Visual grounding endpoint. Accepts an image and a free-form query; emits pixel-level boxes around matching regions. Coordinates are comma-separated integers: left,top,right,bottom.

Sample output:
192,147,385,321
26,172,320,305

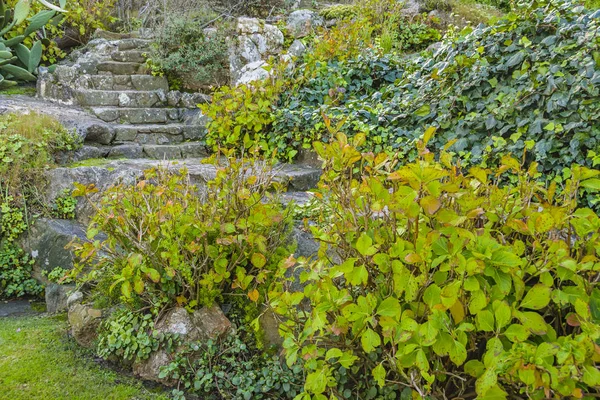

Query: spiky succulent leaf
0,63,36,81
27,40,41,72
24,9,55,36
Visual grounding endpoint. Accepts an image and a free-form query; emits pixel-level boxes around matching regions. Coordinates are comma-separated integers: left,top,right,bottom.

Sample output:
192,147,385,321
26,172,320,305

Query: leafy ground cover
0,314,169,400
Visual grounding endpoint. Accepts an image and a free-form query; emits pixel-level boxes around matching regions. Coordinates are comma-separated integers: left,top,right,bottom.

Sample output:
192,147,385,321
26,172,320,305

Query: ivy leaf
247,289,259,302
346,264,369,286
519,284,551,310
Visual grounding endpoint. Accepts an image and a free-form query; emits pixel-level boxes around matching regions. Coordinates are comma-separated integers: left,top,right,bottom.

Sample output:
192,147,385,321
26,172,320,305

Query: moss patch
0,314,168,400
0,85,37,96
68,158,120,168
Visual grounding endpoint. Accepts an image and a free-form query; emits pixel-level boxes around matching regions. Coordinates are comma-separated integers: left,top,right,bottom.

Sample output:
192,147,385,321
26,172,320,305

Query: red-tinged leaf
566,312,581,327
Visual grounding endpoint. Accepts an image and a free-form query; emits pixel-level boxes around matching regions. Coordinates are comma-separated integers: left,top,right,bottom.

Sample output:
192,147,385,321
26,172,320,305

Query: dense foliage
148,14,229,91
72,156,294,313
0,112,79,299
269,133,600,399
275,0,600,201
160,323,303,399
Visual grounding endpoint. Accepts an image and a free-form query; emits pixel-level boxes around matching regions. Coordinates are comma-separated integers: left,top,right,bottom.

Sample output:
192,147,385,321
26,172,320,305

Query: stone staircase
37,32,210,160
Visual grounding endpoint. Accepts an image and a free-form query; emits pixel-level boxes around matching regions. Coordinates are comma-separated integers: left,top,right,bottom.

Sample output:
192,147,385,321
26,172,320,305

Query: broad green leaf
476,310,495,332
504,323,529,342
361,328,381,353
251,253,266,269
519,284,551,310
493,300,512,330
377,297,401,319
356,233,377,256
372,363,386,387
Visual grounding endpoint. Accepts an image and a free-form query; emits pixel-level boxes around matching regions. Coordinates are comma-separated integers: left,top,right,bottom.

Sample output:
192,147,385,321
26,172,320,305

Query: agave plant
0,0,66,89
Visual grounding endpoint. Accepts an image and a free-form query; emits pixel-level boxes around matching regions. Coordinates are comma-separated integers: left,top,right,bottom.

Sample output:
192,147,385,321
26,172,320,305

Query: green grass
0,314,169,400
0,85,37,96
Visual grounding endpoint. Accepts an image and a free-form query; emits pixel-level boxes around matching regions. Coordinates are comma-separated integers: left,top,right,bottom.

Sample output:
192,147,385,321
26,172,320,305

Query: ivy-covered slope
277,0,600,176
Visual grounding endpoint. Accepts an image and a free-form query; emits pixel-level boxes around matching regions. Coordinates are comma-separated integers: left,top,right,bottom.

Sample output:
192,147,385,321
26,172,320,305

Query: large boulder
68,303,104,347
18,218,87,278
133,306,232,384
286,10,324,38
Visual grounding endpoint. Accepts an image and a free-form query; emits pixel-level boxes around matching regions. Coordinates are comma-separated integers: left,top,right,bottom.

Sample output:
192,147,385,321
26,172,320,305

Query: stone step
117,38,152,51
111,50,148,63
90,107,192,124
96,61,149,75
75,89,167,108
113,123,206,144
78,75,168,91
105,143,209,159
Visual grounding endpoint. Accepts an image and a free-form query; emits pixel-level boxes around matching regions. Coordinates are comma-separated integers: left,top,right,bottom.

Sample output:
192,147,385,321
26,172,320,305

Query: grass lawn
0,314,169,400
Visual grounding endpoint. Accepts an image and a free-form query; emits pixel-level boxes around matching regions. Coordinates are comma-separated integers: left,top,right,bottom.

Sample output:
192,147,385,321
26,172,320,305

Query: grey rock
67,290,84,308
263,24,284,53
19,219,87,278
108,144,144,158
288,39,307,58
251,33,268,55
45,283,76,313
287,10,324,38
237,17,262,34
236,60,269,85
68,303,104,348
130,75,169,91
238,36,262,64
133,306,232,384
143,145,182,159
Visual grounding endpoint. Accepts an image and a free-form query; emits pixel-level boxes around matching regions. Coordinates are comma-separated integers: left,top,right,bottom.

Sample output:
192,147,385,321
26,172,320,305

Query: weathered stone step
106,143,209,159
91,107,192,124
117,38,152,51
79,75,168,91
75,90,167,108
96,61,148,75
113,123,206,144
111,50,147,63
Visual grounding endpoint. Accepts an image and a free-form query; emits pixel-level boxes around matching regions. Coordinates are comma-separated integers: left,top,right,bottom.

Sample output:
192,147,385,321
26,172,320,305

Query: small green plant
200,66,292,159
149,15,229,91
0,242,42,299
159,325,303,399
72,155,294,314
52,190,76,219
0,196,27,241
270,132,600,399
42,267,73,284
97,309,179,361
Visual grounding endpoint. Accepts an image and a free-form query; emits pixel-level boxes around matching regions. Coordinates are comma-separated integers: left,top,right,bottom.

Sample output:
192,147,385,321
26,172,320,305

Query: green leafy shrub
51,190,76,219
72,156,294,313
0,243,42,298
149,15,229,91
318,4,358,20
160,324,303,399
200,68,292,159
97,309,179,361
269,133,600,399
